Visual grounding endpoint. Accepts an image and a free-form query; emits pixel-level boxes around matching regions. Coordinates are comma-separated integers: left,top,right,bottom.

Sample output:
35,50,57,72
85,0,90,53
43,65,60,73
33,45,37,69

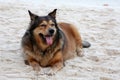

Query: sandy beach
0,0,120,80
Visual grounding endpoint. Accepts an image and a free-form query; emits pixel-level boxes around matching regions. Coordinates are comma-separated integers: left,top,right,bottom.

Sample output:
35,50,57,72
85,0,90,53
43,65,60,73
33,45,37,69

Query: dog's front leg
25,54,41,71
47,51,64,75
29,59,40,71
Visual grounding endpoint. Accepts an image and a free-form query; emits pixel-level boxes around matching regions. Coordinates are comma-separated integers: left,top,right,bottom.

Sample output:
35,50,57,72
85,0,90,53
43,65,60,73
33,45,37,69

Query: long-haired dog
21,9,90,75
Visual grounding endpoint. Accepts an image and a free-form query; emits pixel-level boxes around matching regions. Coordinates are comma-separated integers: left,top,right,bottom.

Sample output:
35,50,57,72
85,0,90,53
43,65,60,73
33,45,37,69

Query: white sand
0,0,120,80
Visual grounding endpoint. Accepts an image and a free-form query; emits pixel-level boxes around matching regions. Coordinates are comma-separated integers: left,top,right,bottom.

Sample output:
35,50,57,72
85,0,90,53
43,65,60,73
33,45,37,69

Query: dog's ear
48,9,57,18
28,10,38,21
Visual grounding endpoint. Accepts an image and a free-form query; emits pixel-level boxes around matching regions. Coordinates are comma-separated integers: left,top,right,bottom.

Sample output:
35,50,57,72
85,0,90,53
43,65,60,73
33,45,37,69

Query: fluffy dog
21,9,90,74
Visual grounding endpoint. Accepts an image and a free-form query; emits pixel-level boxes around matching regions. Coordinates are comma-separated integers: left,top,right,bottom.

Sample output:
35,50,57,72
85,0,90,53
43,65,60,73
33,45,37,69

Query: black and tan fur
21,9,90,74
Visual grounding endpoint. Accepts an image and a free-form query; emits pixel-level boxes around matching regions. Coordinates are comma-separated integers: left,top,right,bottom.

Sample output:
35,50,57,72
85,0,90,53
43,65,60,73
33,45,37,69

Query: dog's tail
82,41,91,48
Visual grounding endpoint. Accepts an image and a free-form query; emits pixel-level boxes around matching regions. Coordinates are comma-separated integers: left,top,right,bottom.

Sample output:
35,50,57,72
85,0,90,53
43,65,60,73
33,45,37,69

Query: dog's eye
40,24,47,27
51,24,55,26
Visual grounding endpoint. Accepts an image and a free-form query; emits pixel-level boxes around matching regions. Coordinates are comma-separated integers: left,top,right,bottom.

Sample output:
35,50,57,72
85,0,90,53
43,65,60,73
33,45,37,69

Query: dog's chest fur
32,37,63,67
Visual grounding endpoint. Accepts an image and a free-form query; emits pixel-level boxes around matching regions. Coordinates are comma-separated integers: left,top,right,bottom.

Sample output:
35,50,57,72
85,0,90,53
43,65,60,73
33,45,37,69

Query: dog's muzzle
39,28,55,45
48,28,54,36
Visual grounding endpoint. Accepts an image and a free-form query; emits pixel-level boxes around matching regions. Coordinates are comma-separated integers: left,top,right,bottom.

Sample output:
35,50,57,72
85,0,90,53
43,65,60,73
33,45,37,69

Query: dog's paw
33,65,40,71
46,69,56,76
77,48,84,57
30,62,40,71
77,51,84,57
42,68,56,76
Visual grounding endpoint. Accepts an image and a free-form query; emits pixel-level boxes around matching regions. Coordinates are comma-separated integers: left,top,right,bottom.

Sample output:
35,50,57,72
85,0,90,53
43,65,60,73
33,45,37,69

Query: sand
0,0,120,80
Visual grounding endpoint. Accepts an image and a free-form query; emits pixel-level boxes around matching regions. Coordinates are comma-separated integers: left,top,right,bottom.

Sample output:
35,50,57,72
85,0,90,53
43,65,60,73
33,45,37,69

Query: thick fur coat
21,9,90,75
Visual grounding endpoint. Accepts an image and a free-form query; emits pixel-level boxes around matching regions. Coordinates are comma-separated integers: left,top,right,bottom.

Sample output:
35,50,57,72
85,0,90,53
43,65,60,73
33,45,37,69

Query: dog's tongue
45,37,53,45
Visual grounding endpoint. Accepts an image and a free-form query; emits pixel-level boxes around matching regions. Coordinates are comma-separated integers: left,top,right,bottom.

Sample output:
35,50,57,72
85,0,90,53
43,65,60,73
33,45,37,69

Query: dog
21,9,90,75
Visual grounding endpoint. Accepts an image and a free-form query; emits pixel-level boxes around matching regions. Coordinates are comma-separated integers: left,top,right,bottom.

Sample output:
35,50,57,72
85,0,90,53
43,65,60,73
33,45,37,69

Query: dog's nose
49,28,54,34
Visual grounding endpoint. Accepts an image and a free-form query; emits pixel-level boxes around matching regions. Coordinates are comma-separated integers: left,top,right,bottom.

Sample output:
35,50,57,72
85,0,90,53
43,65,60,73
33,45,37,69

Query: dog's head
28,9,58,45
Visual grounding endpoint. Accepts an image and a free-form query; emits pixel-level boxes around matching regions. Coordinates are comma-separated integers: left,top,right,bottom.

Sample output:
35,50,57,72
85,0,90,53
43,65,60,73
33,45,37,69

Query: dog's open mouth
45,35,53,45
39,34,53,45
